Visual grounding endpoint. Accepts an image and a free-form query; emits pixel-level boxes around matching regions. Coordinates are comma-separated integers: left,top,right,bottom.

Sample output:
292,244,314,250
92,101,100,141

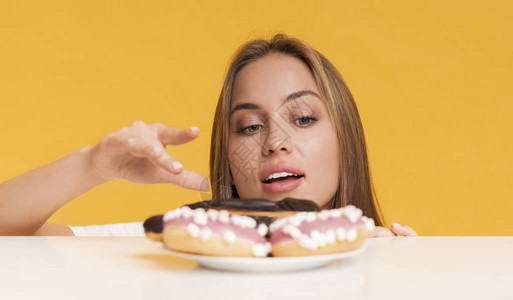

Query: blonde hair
209,34,385,226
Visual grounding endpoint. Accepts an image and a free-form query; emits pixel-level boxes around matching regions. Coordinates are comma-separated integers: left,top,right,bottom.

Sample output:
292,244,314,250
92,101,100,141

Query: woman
0,34,416,237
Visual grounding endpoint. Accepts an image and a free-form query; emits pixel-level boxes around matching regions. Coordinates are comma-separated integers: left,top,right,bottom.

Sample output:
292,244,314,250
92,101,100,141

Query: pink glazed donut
161,206,272,257
269,205,375,257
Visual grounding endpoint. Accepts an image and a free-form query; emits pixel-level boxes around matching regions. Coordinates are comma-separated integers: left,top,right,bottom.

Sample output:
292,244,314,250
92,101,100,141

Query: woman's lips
260,164,304,182
261,176,304,193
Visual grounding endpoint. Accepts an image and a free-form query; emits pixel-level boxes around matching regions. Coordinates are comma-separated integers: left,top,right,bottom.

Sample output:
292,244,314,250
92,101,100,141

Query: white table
1,236,512,300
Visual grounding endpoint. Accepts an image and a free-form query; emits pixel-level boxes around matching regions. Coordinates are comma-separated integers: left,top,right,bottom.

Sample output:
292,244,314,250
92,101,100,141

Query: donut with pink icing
269,205,375,257
160,206,272,257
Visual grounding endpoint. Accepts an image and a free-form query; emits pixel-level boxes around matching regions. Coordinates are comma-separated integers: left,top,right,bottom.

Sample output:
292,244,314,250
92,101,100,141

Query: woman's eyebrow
284,90,320,103
230,102,261,116
230,90,320,116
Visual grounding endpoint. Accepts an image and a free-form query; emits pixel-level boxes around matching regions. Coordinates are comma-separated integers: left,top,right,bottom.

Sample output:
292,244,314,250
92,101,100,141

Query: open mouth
262,172,304,184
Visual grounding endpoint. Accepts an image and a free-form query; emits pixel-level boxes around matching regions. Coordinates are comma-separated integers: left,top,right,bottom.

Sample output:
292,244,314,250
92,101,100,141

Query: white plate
165,244,366,272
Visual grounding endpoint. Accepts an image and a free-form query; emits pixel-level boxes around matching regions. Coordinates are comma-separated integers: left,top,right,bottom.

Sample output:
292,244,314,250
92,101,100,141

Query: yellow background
1,1,512,235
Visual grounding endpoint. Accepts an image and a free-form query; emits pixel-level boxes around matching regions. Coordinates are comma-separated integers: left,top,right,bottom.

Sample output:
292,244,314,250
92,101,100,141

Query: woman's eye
295,116,316,127
247,125,261,133
239,124,262,134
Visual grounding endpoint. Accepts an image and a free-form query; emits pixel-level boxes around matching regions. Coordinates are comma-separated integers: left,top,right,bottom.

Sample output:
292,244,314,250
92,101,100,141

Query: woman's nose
261,119,292,155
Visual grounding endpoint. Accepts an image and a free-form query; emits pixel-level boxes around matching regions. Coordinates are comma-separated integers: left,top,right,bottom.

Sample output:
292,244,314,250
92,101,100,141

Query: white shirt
68,222,145,236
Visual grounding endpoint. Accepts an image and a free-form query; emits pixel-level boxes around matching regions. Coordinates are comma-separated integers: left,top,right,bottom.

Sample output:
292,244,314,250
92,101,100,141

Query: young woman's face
228,53,340,207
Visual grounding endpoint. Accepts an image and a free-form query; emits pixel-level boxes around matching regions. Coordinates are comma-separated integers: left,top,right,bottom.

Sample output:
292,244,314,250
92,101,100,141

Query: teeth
265,172,299,181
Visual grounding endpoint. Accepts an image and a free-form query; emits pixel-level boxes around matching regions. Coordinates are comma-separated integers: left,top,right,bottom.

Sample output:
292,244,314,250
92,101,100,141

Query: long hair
209,34,385,226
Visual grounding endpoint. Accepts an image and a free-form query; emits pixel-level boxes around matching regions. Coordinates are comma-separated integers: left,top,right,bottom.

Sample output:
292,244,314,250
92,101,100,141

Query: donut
143,214,165,242
161,206,272,257
143,198,320,257
186,197,320,218
143,198,374,258
268,205,375,257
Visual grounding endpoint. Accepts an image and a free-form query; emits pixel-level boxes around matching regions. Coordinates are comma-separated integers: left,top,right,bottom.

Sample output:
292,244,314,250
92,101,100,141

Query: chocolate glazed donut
143,198,319,241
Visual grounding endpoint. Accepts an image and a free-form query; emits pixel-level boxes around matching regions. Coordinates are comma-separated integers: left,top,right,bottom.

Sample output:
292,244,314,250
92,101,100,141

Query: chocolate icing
143,214,164,234
186,198,320,212
143,198,320,234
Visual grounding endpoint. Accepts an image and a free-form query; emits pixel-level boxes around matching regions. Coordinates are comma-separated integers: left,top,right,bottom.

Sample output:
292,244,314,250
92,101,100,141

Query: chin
240,189,309,202
267,192,305,202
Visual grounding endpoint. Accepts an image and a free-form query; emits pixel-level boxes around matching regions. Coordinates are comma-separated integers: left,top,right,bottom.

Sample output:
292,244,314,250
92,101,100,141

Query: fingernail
392,223,401,227
126,138,135,146
172,161,183,171
150,146,162,156
189,126,199,134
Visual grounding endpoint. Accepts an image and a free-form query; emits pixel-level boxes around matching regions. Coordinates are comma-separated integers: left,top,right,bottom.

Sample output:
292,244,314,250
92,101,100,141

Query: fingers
124,136,184,174
121,121,200,148
391,223,418,236
102,133,182,175
112,134,210,191
100,121,205,182
104,121,199,173
368,224,418,238
155,124,200,146
368,226,395,237
154,168,210,191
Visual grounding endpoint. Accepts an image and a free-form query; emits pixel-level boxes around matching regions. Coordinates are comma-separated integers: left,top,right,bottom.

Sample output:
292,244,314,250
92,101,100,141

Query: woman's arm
0,121,208,236
34,223,75,236
0,147,107,235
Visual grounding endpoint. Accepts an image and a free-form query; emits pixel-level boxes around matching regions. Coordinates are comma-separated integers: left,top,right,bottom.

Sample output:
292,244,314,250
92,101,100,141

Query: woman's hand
368,223,418,237
85,121,209,191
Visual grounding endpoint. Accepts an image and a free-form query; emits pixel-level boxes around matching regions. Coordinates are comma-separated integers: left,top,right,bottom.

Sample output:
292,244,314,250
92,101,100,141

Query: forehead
231,53,320,107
